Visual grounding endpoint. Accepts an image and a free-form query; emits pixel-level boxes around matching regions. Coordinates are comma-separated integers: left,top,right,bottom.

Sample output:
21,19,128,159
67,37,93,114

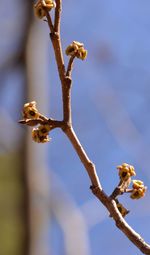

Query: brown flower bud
65,41,88,60
32,128,51,143
22,101,40,120
34,0,56,19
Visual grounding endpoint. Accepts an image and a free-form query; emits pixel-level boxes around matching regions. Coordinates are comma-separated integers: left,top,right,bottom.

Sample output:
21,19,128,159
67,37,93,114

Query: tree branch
63,126,150,253
62,77,72,123
48,20,65,84
45,10,54,32
54,0,61,33
31,1,150,254
46,10,72,124
66,56,75,77
49,6,150,254
64,126,101,188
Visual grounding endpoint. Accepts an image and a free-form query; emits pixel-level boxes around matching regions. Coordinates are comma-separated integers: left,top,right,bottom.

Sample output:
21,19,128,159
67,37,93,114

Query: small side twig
47,8,65,86
110,179,131,199
19,118,64,130
45,10,54,32
66,56,75,77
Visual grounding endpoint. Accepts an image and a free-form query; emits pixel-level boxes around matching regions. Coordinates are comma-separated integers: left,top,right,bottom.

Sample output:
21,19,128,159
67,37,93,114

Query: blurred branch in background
92,82,150,178
81,199,107,229
26,17,52,255
0,1,91,254
0,109,22,152
50,172,90,255
0,1,32,255
0,153,26,255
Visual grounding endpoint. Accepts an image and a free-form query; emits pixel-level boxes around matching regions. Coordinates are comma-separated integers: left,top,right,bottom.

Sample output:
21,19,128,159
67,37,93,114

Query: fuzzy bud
130,180,147,199
22,101,40,120
117,163,136,181
34,0,56,19
65,41,88,60
32,128,51,143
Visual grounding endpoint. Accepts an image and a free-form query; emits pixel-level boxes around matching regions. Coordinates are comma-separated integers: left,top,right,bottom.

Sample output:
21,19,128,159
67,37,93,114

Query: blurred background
0,0,150,254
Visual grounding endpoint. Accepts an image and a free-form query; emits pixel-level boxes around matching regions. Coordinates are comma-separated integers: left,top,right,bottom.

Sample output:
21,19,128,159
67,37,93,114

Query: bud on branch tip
34,0,56,19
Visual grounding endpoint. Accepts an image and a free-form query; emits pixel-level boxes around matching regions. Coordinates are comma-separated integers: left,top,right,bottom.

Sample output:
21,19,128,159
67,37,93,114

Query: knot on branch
87,161,95,170
50,31,59,40
64,76,72,88
65,41,88,61
90,185,101,196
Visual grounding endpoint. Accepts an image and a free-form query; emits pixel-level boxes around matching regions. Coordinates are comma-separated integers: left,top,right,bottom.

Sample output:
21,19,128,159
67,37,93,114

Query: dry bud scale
116,200,129,218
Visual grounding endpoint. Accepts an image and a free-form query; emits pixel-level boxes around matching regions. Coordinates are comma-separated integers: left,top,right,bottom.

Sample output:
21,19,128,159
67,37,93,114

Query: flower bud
38,124,52,136
65,41,87,60
34,0,56,19
22,101,40,120
117,163,136,181
130,180,147,199
32,128,51,143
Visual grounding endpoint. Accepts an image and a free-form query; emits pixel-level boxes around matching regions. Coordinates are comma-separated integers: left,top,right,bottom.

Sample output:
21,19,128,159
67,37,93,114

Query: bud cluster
117,163,136,181
65,41,88,60
112,163,147,217
22,101,51,143
34,2,88,62
116,163,147,200
34,0,56,19
130,180,147,199
23,101,40,120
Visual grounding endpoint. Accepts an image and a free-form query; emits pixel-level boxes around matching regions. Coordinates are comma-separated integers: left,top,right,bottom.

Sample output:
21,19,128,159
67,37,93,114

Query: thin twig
62,123,150,253
54,0,61,33
66,56,75,77
90,188,150,254
46,10,72,123
125,189,133,193
46,10,68,123
63,125,150,254
110,180,123,199
46,11,65,84
50,31,65,84
33,1,150,254
62,77,72,123
19,118,64,129
110,179,131,199
45,10,54,33
110,187,123,199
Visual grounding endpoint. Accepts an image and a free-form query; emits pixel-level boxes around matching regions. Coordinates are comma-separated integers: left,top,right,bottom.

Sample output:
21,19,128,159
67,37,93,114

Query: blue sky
0,1,150,254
